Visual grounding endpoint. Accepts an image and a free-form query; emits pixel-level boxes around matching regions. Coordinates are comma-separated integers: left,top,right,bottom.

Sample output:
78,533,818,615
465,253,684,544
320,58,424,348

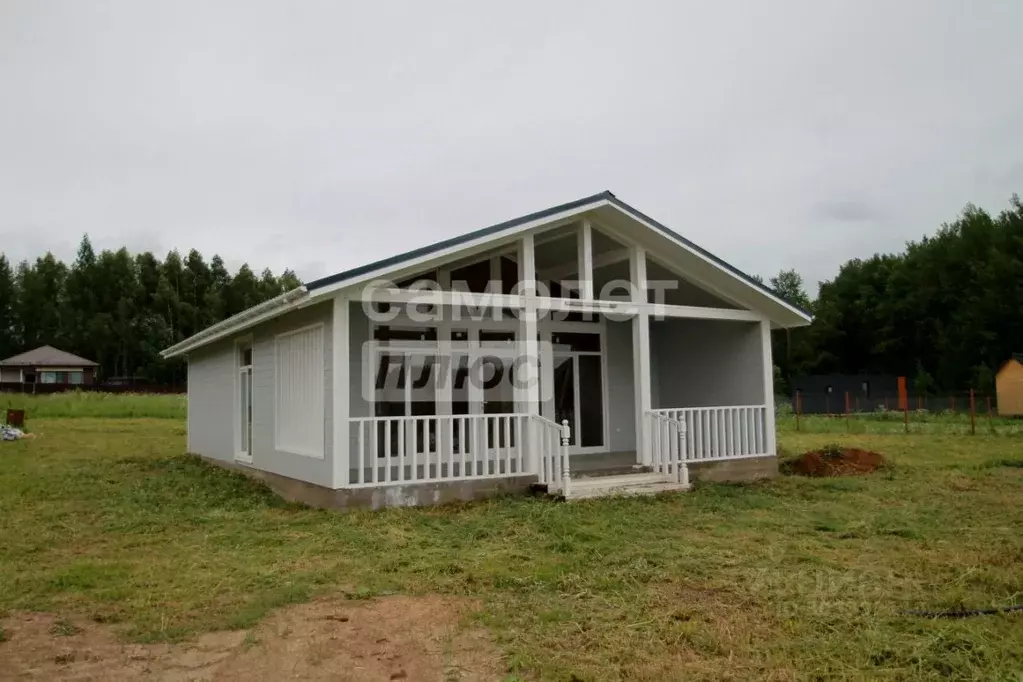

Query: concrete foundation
687,455,778,483
203,455,537,510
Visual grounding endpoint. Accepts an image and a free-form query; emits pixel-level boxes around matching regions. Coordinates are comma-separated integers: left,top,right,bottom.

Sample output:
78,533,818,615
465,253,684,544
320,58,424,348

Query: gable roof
303,191,808,318
0,345,98,367
999,353,1023,373
162,191,813,358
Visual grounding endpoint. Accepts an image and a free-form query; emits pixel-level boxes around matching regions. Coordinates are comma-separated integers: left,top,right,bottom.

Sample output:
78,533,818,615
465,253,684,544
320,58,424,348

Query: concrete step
573,464,651,478
562,472,691,500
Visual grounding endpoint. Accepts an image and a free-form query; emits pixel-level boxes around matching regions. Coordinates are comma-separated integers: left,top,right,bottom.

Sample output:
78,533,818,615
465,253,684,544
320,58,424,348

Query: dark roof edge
304,191,614,291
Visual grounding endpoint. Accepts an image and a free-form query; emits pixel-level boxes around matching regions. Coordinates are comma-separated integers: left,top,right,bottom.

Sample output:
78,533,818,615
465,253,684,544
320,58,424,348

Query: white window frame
274,323,326,459
234,335,254,464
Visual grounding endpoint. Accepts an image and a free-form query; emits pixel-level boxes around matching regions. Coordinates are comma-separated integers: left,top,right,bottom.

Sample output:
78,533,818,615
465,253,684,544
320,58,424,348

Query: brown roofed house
0,345,98,386
996,354,1023,417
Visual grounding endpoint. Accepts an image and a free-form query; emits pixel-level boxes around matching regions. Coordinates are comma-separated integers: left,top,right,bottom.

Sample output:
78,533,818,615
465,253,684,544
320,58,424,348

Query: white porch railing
532,415,572,496
651,405,770,461
645,411,690,486
349,413,571,489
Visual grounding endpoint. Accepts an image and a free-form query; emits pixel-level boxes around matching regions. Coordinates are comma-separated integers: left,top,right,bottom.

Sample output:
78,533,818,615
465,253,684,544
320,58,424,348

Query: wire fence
779,390,1022,436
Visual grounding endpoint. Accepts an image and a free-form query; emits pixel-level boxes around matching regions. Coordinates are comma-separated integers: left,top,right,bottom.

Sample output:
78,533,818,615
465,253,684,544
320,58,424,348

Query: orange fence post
969,389,976,436
950,395,956,413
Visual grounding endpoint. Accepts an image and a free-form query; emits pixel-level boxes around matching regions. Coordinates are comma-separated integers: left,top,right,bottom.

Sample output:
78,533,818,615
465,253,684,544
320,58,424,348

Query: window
275,325,325,458
237,340,253,462
70,372,83,385
40,372,56,384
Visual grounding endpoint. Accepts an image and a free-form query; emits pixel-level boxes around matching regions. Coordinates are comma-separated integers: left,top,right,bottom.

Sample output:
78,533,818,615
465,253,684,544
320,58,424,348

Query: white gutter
160,286,309,358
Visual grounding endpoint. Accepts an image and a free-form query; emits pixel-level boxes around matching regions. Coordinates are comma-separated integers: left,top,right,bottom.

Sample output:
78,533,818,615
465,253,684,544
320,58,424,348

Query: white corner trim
332,295,350,488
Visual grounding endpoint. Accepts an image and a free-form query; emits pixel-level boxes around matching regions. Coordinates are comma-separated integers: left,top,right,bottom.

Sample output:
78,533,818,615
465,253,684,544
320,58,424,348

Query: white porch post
518,234,541,473
577,219,594,300
760,319,777,456
332,294,351,488
630,246,652,465
518,233,541,413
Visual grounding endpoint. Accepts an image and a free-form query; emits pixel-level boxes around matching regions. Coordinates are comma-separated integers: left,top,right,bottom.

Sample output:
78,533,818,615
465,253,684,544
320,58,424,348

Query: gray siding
186,301,334,488
651,318,764,408
605,319,636,452
186,337,236,462
251,302,334,487
349,302,371,419
0,368,21,382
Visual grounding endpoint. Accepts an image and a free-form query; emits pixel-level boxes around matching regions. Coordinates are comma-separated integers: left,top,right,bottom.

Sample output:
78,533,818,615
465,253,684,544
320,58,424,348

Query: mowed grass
2,419,1023,680
0,391,186,420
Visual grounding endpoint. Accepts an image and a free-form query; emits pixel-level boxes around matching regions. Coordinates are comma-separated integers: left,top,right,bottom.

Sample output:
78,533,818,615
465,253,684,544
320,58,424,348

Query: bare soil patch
783,446,888,477
0,595,502,681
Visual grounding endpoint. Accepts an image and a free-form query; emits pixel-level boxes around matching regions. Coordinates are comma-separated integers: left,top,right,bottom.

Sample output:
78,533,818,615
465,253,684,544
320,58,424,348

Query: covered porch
326,209,784,499
341,305,774,494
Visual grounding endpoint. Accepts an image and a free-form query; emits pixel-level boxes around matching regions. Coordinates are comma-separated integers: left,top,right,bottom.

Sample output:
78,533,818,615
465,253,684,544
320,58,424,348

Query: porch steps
563,472,690,500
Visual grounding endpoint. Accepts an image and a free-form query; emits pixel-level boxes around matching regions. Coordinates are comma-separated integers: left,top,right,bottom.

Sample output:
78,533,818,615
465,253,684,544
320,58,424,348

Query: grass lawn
0,391,186,420
2,418,1023,679
778,408,1023,437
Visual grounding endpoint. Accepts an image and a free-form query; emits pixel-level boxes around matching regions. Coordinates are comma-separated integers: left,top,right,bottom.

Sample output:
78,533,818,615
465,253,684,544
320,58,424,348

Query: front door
548,331,605,454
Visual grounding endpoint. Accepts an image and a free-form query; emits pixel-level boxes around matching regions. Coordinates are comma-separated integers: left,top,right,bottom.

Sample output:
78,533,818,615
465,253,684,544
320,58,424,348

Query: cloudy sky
1,1,1020,293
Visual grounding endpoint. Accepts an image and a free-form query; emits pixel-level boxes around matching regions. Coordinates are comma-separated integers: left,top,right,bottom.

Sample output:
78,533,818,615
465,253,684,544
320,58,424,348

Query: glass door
548,331,605,454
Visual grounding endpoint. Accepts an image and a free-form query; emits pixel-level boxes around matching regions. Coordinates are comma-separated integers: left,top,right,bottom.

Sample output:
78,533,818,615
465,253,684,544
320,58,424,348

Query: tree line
0,237,300,384
764,194,1023,395
2,194,1020,391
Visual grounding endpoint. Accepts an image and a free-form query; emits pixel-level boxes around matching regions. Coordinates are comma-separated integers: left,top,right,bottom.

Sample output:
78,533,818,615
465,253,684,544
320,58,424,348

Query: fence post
884,395,889,411
795,390,802,432
904,396,909,434
987,395,993,431
969,389,976,436
845,391,851,432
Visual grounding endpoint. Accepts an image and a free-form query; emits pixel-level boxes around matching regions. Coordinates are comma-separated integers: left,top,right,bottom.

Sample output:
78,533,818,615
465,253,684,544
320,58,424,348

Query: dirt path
0,595,503,681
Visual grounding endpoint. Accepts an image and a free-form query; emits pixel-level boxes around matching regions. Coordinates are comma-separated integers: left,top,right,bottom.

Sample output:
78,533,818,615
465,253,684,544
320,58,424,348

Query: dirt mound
784,447,888,477
0,595,503,681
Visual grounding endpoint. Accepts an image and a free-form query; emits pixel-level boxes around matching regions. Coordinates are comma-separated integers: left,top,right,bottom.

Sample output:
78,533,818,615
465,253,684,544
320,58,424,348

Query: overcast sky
1,1,1021,294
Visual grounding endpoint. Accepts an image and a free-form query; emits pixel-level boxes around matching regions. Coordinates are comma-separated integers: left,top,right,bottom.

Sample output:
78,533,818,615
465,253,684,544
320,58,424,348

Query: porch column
630,246,652,465
760,319,777,456
517,233,541,414
518,234,541,475
331,294,350,488
577,219,594,300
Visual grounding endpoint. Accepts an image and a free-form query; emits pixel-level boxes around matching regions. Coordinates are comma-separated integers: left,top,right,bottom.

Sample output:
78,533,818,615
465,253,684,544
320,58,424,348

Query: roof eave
160,286,309,359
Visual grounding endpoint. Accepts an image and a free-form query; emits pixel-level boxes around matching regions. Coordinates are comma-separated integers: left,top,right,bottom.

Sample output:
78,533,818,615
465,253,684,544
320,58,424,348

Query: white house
162,192,811,508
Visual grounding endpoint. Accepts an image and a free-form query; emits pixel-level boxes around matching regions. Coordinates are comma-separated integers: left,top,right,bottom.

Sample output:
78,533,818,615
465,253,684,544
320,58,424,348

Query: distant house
0,346,98,385
996,354,1023,417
